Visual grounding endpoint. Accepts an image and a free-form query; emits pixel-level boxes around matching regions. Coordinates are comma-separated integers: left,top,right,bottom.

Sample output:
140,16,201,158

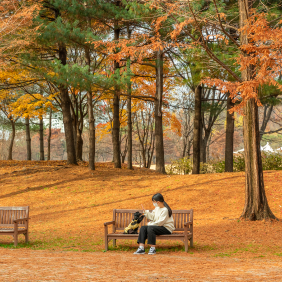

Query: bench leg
184,238,188,253
113,239,116,247
105,238,108,251
14,234,18,247
25,232,29,243
190,237,193,248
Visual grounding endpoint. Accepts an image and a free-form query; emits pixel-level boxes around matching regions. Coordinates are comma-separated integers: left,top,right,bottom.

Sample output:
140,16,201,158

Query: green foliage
166,157,192,175
167,152,282,175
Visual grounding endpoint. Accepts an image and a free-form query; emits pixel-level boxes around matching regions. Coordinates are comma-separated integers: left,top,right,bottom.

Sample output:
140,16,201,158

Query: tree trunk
85,47,95,170
39,118,44,161
112,21,121,168
7,119,15,160
87,91,95,170
58,42,77,165
127,26,133,170
25,117,31,160
259,104,273,141
154,50,166,174
192,85,202,174
54,9,76,165
47,109,52,160
76,130,83,161
225,96,235,172
239,0,276,220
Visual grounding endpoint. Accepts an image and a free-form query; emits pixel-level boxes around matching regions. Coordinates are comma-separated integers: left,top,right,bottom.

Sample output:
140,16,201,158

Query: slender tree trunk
154,50,166,174
85,47,95,170
7,119,15,160
259,104,273,141
25,117,31,160
39,118,44,161
127,26,133,170
47,109,52,161
112,21,121,168
87,91,95,170
192,85,202,174
225,96,235,172
239,0,276,220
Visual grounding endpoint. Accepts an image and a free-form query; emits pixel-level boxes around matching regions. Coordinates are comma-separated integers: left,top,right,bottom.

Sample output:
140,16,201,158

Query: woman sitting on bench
134,193,175,255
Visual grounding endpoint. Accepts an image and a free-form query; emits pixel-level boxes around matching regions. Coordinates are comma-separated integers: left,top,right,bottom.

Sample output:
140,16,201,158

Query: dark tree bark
239,0,276,220
47,109,52,161
55,9,77,165
76,130,83,161
85,48,96,170
7,118,15,160
127,28,133,170
154,50,166,174
225,96,235,172
259,104,273,141
192,85,202,174
127,82,133,169
39,118,44,160
112,20,121,168
58,43,77,164
25,117,31,160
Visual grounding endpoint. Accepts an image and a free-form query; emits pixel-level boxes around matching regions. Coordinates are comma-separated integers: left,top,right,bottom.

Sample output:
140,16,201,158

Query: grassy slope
1,160,282,258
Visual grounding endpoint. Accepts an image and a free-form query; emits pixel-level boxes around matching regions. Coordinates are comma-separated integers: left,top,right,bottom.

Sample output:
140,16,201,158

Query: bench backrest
0,207,29,227
113,209,193,231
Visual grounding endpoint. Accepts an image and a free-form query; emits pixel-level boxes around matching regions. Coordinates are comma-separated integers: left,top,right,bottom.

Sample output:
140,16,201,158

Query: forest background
1,0,282,221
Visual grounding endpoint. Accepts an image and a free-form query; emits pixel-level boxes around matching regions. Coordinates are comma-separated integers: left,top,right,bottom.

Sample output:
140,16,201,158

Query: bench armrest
13,218,29,223
104,221,115,226
184,221,193,227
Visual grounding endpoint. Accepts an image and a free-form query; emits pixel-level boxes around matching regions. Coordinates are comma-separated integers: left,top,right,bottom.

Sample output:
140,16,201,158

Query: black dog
123,211,145,234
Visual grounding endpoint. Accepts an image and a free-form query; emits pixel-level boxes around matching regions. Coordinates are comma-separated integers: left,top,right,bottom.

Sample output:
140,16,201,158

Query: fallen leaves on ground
0,160,282,260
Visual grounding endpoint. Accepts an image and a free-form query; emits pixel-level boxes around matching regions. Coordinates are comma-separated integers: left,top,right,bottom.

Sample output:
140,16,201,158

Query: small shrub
166,157,192,175
233,153,245,172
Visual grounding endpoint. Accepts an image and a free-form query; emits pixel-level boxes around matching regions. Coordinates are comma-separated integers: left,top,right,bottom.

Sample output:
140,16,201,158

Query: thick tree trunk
58,43,77,165
192,85,202,174
7,119,15,160
76,130,83,161
225,96,235,172
47,109,52,160
112,22,121,168
239,0,276,220
25,117,31,160
154,50,166,174
54,9,76,165
39,118,44,161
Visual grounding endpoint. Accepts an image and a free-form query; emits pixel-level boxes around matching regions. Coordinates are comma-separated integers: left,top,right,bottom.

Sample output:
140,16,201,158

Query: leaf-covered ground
1,160,282,258
1,160,282,281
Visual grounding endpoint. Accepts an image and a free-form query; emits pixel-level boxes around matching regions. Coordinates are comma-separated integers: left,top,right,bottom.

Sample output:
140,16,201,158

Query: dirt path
1,249,282,281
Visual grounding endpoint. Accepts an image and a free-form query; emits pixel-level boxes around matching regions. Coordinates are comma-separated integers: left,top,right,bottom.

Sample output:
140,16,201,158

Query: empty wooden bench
104,209,193,252
0,206,30,246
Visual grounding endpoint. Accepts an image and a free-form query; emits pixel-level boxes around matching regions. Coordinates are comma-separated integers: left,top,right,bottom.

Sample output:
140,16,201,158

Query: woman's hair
152,193,172,217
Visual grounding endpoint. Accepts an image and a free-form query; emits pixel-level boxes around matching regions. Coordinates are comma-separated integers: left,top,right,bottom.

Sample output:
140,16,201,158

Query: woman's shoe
148,247,156,255
133,247,145,254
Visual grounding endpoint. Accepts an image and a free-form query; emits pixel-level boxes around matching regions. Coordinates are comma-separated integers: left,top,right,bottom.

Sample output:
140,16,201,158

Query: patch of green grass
214,253,231,257
275,253,282,256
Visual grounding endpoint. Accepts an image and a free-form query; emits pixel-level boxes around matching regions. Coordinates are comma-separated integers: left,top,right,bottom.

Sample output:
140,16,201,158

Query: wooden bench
104,209,193,252
0,207,30,246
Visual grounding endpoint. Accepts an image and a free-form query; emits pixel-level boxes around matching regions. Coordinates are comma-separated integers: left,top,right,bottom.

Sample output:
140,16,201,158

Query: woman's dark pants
137,225,171,245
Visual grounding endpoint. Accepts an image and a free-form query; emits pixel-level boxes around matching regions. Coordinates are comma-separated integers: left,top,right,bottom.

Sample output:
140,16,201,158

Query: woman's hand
141,204,145,214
